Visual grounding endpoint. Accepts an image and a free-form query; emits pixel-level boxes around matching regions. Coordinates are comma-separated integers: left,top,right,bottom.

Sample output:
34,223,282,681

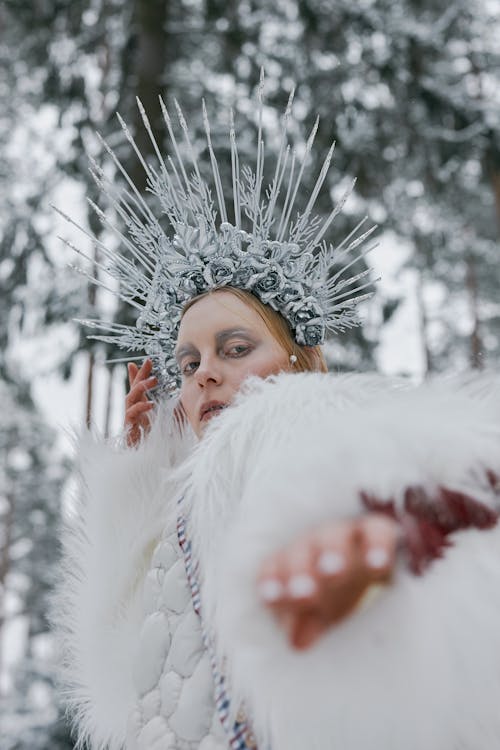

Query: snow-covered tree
0,380,71,749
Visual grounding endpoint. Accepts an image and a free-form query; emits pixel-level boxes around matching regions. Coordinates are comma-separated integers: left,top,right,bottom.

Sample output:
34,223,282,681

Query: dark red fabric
361,480,499,575
487,470,499,491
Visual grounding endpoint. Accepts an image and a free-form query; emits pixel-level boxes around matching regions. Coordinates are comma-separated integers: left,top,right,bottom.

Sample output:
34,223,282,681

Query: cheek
237,347,288,381
179,382,197,423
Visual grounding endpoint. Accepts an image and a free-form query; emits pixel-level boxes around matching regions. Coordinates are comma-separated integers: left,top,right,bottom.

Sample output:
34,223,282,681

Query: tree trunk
104,366,114,439
490,170,500,237
129,0,170,190
85,351,95,428
84,238,99,428
415,272,431,376
465,254,483,369
0,493,13,690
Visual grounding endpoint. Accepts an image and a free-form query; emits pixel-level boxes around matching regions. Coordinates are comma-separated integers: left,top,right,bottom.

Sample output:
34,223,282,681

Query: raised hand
125,359,158,447
257,514,398,650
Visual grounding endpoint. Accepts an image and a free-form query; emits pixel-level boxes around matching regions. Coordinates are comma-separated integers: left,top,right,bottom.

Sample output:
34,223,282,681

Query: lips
199,400,228,422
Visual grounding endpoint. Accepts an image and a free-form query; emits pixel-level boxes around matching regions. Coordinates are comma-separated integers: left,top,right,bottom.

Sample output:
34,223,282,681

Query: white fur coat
56,372,500,750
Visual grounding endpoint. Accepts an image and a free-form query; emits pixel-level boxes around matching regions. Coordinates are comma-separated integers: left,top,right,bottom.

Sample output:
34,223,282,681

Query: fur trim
183,372,500,750
52,403,193,750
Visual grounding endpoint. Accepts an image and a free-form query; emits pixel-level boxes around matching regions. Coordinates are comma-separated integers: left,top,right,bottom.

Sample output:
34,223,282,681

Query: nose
194,355,222,387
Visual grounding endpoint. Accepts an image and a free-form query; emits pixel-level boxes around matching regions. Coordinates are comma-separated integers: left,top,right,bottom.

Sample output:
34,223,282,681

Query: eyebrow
175,327,256,362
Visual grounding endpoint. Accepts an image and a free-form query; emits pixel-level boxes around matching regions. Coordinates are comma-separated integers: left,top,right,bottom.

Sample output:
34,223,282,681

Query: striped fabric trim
177,509,258,749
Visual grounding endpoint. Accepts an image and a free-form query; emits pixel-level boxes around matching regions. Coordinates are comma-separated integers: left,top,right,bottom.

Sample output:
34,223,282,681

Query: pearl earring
289,354,298,365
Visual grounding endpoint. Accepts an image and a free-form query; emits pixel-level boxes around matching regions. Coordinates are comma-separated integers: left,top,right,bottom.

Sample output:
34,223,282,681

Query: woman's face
176,292,290,437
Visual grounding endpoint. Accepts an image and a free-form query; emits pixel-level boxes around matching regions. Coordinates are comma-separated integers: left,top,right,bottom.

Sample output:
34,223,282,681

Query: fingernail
317,551,345,575
366,547,390,569
288,574,316,599
258,579,284,602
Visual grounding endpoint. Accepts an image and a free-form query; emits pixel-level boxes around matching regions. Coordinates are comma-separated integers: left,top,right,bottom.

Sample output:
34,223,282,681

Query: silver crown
58,73,377,393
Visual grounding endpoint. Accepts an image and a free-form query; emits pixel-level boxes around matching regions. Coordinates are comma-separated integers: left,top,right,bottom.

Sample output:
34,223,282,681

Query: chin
197,408,226,437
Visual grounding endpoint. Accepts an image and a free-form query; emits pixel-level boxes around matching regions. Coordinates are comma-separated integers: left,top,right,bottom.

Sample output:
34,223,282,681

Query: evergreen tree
0,381,71,750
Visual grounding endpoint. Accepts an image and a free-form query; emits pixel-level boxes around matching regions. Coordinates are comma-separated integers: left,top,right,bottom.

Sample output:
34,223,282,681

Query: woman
56,87,500,750
126,288,399,650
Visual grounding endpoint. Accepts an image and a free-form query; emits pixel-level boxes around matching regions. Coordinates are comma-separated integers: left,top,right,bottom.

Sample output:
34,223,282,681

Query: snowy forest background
1,0,500,746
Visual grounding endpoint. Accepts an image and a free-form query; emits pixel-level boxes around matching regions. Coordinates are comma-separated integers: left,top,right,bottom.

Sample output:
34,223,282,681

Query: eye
226,344,251,357
181,360,199,375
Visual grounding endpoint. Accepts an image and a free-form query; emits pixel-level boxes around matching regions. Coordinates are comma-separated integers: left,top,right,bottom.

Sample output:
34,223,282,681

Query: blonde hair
181,287,328,374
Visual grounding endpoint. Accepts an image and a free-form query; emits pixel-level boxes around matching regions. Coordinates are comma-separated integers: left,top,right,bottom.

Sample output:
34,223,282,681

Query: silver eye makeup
176,327,260,378
181,361,199,375
225,343,252,357
180,341,254,376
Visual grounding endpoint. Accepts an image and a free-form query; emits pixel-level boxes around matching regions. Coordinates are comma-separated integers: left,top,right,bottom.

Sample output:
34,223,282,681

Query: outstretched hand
257,514,399,650
125,359,158,447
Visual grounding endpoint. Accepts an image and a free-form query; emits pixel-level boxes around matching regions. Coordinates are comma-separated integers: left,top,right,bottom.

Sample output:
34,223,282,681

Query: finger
130,359,153,391
279,536,319,606
125,401,154,423
125,377,158,407
257,553,288,606
135,357,153,384
314,520,355,581
289,610,327,651
126,426,141,448
357,514,398,583
127,362,139,387
313,522,364,622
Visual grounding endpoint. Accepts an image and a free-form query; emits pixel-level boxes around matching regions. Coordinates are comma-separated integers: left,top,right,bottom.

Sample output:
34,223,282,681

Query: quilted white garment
53,402,232,750
126,526,228,750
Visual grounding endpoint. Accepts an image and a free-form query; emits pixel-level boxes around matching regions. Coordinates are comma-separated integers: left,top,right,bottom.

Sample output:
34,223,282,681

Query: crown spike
103,355,146,364
116,111,157,189
87,178,147,236
86,196,158,274
336,225,378,263
229,108,241,229
252,69,266,235
263,144,291,239
202,99,228,223
277,149,297,242
277,115,320,242
54,202,155,279
292,139,336,243
114,113,184,230
332,216,369,255
136,97,168,173
164,154,191,223
77,319,146,334
68,263,145,310
159,96,200,221
326,290,376,318
173,98,216,233
306,177,357,251
260,86,296,239
60,237,148,301
329,251,370,288
88,156,165,238
325,268,373,300
326,276,375,305
284,86,296,118
87,333,139,349
133,97,187,223
95,131,157,227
